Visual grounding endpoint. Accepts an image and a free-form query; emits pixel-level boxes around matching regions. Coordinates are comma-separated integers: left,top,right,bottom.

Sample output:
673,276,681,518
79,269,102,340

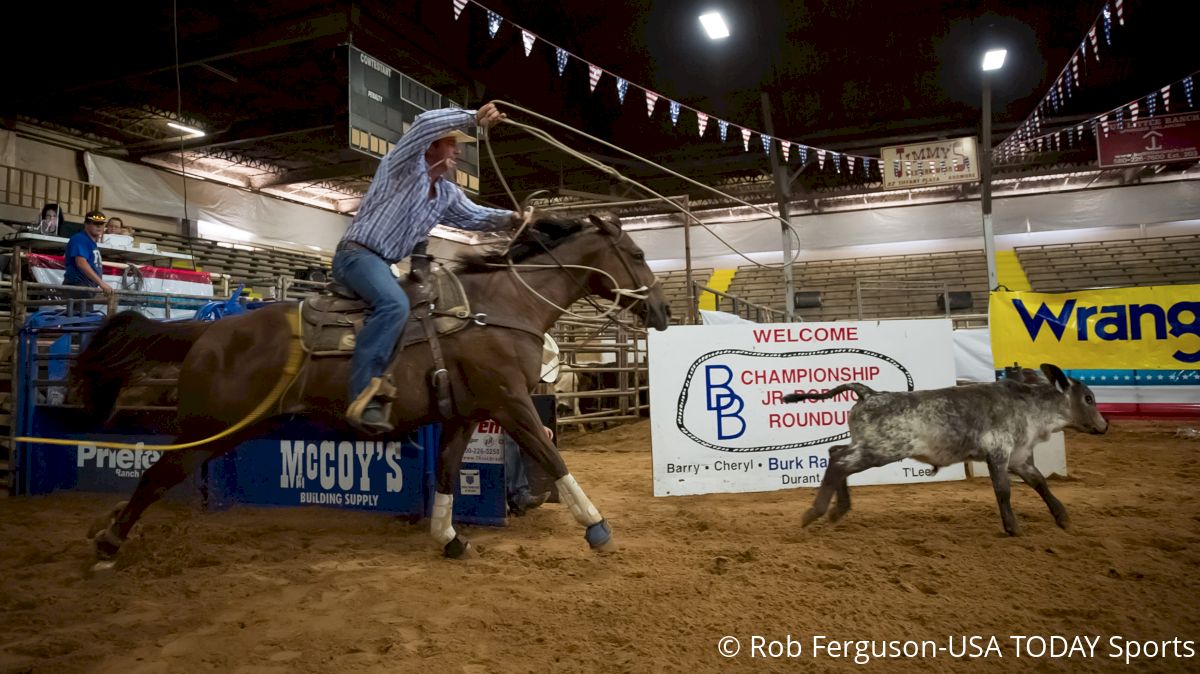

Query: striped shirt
339,108,513,263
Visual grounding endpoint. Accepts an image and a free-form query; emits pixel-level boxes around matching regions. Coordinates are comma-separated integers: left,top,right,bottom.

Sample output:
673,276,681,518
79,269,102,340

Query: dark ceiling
4,0,1198,215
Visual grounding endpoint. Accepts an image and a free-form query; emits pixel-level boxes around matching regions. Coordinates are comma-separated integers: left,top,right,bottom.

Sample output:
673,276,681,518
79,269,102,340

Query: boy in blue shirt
63,210,113,295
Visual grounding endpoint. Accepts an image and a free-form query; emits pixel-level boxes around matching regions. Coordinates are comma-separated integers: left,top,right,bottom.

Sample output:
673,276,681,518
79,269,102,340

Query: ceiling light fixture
981,49,1007,72
167,121,205,137
699,12,730,40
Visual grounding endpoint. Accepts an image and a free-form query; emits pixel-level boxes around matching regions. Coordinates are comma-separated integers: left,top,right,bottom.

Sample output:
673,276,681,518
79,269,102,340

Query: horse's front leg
433,419,476,559
496,401,615,553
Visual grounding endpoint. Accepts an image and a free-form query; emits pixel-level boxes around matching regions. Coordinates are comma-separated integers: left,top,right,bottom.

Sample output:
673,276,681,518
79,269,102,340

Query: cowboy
334,102,519,434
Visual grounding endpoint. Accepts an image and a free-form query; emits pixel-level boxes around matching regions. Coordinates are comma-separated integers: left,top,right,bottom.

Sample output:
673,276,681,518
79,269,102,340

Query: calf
781,363,1108,535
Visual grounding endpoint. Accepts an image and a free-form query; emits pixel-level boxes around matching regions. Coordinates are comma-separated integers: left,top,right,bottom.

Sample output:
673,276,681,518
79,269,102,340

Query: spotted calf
781,363,1108,535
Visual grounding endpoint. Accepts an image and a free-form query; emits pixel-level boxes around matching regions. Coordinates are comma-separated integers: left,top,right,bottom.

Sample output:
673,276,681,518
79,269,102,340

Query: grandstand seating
130,228,331,285
1015,233,1200,292
723,250,990,322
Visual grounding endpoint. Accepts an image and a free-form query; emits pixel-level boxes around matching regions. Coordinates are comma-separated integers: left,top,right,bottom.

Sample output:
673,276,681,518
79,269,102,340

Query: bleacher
1015,234,1200,292
130,228,332,285
660,268,710,321
724,250,989,322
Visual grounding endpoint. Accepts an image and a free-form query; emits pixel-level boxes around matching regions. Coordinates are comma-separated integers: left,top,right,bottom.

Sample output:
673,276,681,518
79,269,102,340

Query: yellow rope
13,305,305,452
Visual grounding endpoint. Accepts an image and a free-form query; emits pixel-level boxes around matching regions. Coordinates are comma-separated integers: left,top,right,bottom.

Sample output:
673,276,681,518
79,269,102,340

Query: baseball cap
84,210,108,225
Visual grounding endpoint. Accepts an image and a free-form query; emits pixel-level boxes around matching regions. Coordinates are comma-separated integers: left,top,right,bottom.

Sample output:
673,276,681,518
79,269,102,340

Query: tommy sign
648,321,960,496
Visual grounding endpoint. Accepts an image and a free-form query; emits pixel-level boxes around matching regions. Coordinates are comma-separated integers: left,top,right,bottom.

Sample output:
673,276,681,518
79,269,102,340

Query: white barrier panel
648,320,962,496
968,432,1067,479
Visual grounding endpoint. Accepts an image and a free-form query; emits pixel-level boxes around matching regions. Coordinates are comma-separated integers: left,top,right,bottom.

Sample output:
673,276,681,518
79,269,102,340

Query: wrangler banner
989,286,1200,371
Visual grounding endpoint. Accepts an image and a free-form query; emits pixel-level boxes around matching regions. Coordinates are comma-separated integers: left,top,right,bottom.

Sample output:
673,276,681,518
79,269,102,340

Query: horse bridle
506,218,659,329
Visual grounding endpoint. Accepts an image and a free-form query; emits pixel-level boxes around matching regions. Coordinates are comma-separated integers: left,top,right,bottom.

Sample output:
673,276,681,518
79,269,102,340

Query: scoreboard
347,45,481,193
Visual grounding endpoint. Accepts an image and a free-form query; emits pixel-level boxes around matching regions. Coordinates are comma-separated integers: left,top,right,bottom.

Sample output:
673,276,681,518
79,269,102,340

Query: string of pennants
996,0,1132,159
451,0,878,177
996,70,1199,162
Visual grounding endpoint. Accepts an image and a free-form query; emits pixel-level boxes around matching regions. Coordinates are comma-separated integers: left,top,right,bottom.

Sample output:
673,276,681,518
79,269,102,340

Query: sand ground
1,419,1197,673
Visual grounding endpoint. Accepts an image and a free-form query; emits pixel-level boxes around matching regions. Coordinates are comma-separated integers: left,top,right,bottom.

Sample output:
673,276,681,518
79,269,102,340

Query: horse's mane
456,215,587,272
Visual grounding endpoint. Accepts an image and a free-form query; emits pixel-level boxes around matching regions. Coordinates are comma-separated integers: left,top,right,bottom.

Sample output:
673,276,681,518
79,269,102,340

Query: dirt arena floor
1,419,1197,673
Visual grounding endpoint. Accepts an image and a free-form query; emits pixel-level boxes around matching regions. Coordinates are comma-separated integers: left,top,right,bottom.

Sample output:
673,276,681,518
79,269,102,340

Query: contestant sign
648,321,960,496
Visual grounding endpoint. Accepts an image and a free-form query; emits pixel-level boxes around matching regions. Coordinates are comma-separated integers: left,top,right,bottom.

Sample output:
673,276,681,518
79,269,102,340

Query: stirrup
346,377,396,434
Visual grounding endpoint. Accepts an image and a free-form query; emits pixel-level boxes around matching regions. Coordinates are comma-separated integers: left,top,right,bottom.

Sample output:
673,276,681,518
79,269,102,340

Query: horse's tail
72,311,214,424
781,383,877,404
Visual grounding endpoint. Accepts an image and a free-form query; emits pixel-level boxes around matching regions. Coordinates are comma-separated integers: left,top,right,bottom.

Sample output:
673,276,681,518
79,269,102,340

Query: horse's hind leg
91,447,212,570
495,400,614,552
432,419,476,559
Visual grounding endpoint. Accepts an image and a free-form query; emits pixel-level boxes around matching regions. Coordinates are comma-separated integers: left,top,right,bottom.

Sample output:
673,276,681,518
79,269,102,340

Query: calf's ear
1040,363,1070,393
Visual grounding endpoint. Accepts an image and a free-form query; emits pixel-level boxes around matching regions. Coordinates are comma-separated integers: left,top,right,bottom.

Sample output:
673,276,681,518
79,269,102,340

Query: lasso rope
13,305,305,452
485,101,803,269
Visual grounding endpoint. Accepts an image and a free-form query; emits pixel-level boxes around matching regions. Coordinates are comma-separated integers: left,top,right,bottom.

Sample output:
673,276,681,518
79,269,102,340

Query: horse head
582,213,670,330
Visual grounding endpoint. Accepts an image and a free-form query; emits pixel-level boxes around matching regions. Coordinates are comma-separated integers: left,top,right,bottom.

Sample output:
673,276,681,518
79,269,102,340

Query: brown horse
74,212,669,566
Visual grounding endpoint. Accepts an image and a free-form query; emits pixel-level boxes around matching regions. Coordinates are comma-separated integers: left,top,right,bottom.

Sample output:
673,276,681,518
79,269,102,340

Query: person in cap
334,101,519,434
63,210,113,294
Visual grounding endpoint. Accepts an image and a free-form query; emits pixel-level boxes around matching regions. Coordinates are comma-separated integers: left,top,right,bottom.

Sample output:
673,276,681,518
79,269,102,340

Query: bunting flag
1128,102,1138,124
436,0,916,190
833,153,841,173
1115,108,1124,130
487,10,502,38
588,64,602,92
848,155,857,173
1162,84,1172,112
1147,93,1156,117
817,149,826,170
1102,4,1112,45
1088,26,1099,61
645,91,658,117
1100,114,1110,137
1115,0,1124,25
1185,76,1194,108
1071,54,1081,87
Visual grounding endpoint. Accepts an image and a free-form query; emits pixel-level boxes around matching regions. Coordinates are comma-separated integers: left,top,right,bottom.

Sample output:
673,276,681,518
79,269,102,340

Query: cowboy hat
434,128,476,144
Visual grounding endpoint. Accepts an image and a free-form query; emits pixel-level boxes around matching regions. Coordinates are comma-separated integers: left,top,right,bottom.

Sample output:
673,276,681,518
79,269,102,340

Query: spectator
63,210,112,295
35,203,62,236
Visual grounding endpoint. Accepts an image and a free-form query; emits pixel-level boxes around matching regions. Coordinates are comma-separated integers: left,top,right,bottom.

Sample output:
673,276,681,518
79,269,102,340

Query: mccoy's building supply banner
648,321,960,497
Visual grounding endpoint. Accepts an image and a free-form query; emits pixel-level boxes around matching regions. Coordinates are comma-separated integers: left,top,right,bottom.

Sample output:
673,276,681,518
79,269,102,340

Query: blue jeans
504,436,531,503
332,246,410,401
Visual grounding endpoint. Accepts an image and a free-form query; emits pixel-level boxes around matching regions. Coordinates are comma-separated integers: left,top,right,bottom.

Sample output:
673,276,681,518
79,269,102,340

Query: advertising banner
880,137,979,189
989,286,1200,372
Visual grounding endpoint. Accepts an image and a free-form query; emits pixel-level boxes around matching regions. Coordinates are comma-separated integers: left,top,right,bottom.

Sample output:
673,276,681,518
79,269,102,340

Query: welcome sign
648,321,959,496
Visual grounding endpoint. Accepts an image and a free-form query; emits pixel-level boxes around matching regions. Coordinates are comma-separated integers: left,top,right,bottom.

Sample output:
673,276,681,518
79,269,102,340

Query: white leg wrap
430,492,456,545
555,474,602,527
